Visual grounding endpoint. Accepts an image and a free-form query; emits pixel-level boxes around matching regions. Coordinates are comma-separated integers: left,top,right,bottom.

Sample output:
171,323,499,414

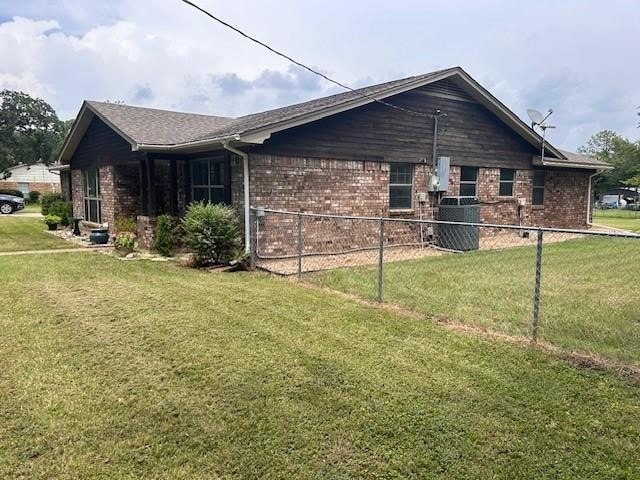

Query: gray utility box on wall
437,196,480,251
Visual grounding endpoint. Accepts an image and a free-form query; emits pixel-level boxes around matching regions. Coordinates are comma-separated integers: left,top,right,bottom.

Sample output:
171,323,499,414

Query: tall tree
579,130,640,195
0,90,65,179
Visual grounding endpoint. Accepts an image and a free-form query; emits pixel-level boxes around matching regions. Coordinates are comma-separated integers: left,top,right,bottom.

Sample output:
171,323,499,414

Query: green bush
41,192,63,215
182,202,241,266
43,214,62,226
114,216,137,233
0,189,23,198
114,232,135,250
48,200,73,226
154,214,178,257
28,191,41,204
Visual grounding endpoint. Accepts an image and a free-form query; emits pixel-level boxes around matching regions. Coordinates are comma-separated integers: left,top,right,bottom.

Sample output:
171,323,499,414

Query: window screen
499,168,515,196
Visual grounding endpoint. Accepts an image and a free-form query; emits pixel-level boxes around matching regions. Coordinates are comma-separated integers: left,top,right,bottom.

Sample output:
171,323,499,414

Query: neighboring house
600,188,638,207
56,66,607,249
0,162,61,196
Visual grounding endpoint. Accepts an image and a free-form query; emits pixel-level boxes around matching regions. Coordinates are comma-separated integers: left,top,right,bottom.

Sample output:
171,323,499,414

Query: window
83,167,101,223
389,163,413,210
460,166,478,196
499,168,515,196
17,182,29,197
532,170,545,205
191,157,230,204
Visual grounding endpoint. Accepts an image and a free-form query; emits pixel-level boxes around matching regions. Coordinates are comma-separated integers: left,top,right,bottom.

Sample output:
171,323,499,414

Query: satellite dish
527,108,545,125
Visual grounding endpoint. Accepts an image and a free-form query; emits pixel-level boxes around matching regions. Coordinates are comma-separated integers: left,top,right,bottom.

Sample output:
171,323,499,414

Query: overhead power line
179,0,429,118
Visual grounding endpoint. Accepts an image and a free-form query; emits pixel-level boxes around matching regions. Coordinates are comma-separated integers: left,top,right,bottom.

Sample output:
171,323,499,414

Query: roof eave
541,160,611,171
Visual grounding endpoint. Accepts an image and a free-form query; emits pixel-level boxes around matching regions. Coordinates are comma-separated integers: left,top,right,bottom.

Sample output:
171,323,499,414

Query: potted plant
114,231,136,256
44,214,62,231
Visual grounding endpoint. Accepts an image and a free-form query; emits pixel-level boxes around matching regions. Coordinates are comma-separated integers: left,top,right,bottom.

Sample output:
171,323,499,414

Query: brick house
0,162,61,196
56,67,606,250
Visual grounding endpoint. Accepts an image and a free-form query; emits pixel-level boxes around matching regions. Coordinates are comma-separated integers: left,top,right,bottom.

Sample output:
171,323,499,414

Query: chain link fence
251,208,640,371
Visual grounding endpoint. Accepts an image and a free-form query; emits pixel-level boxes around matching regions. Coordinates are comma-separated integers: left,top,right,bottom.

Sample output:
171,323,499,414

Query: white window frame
389,163,414,211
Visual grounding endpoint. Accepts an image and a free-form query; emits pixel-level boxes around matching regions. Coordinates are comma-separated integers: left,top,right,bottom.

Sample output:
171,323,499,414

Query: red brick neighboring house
56,67,607,249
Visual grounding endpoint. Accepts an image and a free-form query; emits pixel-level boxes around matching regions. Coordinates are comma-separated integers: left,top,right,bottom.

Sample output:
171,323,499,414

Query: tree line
0,90,73,179
579,129,640,196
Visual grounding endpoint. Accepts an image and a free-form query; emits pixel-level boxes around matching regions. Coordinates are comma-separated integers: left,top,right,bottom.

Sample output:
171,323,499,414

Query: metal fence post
531,227,543,342
250,209,257,270
297,212,303,279
377,217,385,302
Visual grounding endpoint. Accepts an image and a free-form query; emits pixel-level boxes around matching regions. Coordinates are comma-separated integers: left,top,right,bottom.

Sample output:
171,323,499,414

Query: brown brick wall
69,153,591,252
241,154,591,255
71,169,83,218
0,180,60,194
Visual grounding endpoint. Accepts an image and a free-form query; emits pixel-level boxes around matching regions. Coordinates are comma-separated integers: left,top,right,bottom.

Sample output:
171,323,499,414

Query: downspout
586,170,600,226
222,141,250,253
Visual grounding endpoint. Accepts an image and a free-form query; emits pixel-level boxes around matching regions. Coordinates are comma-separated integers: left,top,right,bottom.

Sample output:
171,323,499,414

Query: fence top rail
251,207,640,239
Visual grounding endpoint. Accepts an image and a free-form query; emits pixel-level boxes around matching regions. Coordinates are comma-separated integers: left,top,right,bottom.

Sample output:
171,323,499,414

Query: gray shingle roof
556,149,609,168
193,68,454,142
85,68,456,146
79,68,605,171
86,101,234,145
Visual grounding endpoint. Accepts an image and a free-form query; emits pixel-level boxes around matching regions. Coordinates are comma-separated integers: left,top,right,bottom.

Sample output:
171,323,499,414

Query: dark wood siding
252,80,538,169
70,116,144,169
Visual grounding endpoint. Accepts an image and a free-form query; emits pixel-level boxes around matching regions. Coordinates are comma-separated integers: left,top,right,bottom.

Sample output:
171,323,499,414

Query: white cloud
0,0,638,149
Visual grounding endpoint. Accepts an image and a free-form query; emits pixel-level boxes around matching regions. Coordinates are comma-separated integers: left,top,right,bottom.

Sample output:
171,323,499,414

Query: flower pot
89,228,109,245
47,223,58,231
116,246,134,256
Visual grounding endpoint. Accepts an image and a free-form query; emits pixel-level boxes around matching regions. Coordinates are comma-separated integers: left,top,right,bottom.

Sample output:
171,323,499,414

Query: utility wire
179,0,429,118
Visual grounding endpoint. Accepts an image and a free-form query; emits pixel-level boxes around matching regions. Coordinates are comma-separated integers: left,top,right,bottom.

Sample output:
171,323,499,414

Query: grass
22,203,42,213
0,253,638,478
313,237,640,365
0,215,76,252
593,209,640,232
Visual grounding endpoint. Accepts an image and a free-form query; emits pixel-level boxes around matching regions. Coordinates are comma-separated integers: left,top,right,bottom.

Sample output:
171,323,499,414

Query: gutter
221,141,251,253
134,134,242,152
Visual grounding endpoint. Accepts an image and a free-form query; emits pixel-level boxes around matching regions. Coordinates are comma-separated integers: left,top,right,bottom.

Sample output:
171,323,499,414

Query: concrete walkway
0,248,96,256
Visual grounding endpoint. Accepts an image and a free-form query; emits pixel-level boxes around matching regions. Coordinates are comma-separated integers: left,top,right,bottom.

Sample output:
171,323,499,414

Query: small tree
182,202,241,266
40,192,63,215
154,214,177,257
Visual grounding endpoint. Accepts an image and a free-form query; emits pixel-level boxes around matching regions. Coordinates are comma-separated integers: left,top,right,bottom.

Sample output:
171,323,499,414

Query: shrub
114,216,137,233
28,191,41,204
114,232,135,250
44,214,62,226
0,189,23,198
41,192,63,215
48,200,73,226
154,214,177,257
182,202,241,266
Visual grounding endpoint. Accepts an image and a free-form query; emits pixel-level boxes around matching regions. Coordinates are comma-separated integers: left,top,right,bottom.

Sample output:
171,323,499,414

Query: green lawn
0,254,638,478
313,237,640,365
593,209,640,232
0,215,76,252
22,203,42,213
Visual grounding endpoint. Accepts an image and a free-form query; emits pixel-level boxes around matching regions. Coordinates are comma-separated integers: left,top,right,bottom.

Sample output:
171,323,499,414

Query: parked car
0,193,25,214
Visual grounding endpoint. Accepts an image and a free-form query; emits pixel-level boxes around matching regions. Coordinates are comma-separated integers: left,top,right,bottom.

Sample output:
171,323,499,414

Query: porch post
169,158,178,216
139,157,148,216
146,155,157,216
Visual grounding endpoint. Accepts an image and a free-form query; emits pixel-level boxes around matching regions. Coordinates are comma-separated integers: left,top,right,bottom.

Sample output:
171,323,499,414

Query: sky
0,0,638,150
